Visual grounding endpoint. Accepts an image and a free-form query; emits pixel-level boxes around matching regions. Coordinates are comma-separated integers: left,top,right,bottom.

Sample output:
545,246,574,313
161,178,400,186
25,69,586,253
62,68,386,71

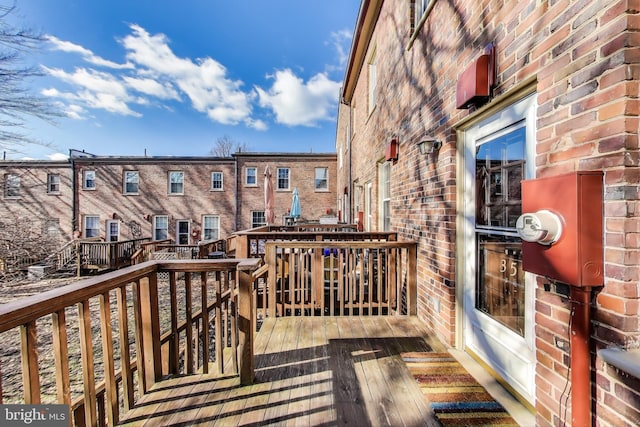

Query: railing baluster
78,299,97,426
132,279,148,394
184,274,194,375
99,291,118,425
169,272,179,375
20,320,40,404
214,270,223,374
116,285,134,412
201,272,209,374
52,309,71,405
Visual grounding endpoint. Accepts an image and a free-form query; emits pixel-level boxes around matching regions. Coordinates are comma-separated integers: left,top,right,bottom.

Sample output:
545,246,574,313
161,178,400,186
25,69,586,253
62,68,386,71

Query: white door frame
456,92,537,404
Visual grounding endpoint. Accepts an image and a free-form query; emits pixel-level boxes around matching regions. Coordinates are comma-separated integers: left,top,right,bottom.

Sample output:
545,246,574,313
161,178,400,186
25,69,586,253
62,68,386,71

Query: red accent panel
456,54,490,109
521,171,603,286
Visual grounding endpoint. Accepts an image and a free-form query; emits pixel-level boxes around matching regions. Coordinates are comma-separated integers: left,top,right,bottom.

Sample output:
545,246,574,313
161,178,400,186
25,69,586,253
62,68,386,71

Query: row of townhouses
0,150,337,245
336,0,639,426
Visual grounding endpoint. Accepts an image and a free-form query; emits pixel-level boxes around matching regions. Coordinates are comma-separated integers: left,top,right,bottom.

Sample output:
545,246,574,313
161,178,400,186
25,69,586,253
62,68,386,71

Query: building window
169,171,184,194
246,167,257,186
154,215,168,240
379,162,391,231
211,172,223,191
315,167,329,191
368,49,377,114
277,168,290,190
107,220,119,242
252,211,266,228
83,170,96,189
124,171,139,194
47,174,60,194
84,215,100,238
203,215,220,240
413,0,435,29
4,174,20,198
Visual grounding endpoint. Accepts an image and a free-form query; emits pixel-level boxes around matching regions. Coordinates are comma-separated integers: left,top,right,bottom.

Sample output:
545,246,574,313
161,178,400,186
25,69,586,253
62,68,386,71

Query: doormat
401,352,519,426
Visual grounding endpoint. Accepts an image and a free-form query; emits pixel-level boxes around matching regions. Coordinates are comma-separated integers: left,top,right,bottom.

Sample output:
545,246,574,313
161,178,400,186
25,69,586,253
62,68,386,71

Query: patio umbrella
264,165,275,224
290,187,301,220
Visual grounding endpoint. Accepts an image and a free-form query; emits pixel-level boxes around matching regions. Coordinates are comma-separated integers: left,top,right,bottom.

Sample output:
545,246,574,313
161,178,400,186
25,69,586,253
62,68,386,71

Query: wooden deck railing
229,228,396,259
0,258,261,426
77,238,151,273
260,240,417,318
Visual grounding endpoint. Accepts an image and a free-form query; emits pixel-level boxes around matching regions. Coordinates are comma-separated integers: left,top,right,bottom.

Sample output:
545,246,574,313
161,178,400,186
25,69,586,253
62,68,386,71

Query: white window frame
277,168,290,190
211,171,223,191
83,170,96,190
203,215,220,241
379,162,391,231
124,171,139,194
154,215,169,240
84,215,100,238
368,49,377,114
413,0,436,31
4,174,20,198
168,171,184,195
47,173,60,194
315,167,329,191
245,167,258,186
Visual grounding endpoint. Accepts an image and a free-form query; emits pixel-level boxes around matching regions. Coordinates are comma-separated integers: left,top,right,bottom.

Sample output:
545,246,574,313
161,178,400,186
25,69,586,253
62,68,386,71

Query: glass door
462,93,536,404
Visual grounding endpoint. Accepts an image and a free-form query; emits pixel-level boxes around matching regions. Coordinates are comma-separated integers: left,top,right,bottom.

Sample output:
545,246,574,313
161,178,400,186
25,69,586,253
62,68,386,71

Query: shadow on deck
119,317,444,426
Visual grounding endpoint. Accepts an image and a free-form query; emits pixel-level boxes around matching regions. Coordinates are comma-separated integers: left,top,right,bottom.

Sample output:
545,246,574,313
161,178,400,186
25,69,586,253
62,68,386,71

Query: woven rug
401,352,519,426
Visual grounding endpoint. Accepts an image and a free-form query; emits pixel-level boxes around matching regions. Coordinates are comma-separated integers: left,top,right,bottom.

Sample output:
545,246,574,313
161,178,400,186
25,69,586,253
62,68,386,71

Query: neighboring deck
118,316,445,426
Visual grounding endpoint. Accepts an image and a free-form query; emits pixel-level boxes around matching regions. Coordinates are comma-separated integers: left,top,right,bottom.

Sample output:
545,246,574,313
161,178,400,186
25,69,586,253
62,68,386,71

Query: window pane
211,172,223,190
315,168,328,190
246,168,257,185
277,168,289,190
5,174,20,197
203,215,219,240
169,172,184,193
125,171,139,193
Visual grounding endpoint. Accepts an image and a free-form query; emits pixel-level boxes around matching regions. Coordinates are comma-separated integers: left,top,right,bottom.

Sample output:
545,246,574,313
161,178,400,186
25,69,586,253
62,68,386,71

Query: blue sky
8,1,360,160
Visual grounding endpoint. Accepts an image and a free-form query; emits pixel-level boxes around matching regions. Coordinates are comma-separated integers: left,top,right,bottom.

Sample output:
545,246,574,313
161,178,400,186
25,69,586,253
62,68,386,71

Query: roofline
341,0,383,103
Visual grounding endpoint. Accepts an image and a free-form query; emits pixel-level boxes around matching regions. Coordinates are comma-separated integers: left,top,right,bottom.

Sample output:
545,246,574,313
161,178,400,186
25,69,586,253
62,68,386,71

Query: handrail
0,257,260,426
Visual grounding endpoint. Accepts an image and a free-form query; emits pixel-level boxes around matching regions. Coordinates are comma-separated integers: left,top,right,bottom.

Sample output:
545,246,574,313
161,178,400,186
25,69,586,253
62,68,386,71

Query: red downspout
570,286,592,426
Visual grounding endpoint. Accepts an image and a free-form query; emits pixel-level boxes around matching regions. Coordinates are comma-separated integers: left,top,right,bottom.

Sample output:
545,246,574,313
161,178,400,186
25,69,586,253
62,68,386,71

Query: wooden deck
119,316,445,426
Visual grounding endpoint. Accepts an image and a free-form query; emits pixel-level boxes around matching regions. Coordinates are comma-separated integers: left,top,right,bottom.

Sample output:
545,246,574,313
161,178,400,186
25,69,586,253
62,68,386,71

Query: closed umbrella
264,165,274,225
290,187,301,220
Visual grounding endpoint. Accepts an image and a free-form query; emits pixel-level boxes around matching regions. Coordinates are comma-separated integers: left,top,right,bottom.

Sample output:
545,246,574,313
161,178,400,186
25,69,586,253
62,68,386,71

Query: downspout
69,150,78,236
233,154,238,231
570,286,593,426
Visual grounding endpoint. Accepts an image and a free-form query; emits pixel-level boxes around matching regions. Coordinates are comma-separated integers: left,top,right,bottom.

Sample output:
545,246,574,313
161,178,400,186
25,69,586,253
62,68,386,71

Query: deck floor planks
118,316,442,426
307,316,334,425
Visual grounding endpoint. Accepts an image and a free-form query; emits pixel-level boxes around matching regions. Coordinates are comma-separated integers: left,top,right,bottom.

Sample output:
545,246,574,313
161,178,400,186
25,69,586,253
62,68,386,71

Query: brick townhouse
0,151,337,244
337,0,639,426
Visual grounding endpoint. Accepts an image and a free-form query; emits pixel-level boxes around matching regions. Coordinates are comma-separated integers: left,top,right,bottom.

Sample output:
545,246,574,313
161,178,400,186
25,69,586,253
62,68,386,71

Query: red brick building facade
336,0,639,425
0,151,337,244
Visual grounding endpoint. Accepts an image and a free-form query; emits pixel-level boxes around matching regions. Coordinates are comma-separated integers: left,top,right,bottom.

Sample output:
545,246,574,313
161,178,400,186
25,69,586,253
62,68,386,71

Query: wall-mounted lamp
417,139,442,154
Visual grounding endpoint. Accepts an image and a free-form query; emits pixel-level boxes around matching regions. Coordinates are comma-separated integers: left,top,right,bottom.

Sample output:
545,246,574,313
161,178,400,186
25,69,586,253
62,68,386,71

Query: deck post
139,274,162,387
238,260,256,385
407,244,417,315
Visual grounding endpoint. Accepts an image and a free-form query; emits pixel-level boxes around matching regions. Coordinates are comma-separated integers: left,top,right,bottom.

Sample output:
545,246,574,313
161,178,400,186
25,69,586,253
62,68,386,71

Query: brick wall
234,153,338,230
0,161,73,244
337,0,639,425
73,158,237,242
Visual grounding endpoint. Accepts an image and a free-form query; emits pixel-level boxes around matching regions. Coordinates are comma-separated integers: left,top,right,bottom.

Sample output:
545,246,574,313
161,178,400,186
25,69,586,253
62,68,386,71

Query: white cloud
42,24,343,131
46,35,132,69
42,66,142,116
48,152,69,161
255,69,340,126
121,24,253,125
123,76,180,100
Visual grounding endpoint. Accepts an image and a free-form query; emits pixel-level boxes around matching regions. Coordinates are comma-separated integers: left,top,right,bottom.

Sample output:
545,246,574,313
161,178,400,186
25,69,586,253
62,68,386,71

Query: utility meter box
519,171,603,286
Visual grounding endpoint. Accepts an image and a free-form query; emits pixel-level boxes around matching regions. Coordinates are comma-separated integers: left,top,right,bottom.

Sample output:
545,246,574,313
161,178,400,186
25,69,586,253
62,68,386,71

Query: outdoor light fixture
417,138,442,154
